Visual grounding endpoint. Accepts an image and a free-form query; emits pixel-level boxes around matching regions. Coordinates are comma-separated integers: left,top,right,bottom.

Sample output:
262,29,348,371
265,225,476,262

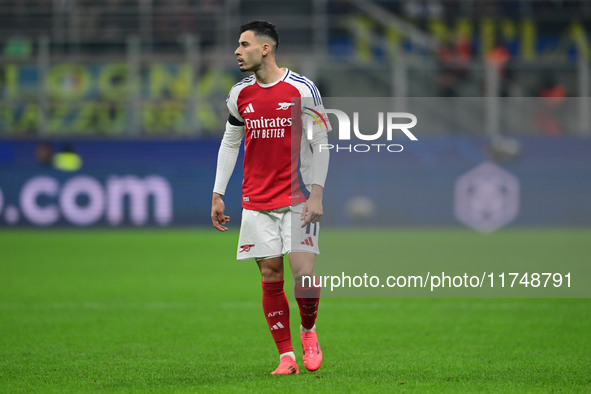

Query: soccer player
211,20,330,375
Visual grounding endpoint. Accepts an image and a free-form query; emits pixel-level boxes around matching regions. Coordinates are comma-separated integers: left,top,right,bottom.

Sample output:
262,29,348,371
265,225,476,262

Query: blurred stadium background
0,0,589,228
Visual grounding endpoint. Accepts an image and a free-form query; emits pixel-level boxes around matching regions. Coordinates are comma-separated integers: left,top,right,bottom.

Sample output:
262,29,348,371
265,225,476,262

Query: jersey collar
256,68,290,88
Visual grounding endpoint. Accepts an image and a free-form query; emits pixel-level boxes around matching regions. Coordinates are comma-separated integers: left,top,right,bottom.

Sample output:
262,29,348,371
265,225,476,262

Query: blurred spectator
538,74,567,100
35,141,53,167
154,0,195,42
97,0,137,42
485,35,513,96
194,0,222,48
35,142,83,171
534,74,567,136
76,1,102,42
486,40,511,69
53,143,83,171
437,32,472,97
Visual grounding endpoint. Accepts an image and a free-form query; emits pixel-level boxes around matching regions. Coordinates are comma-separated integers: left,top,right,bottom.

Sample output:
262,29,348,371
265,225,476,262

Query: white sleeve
310,126,329,188
301,84,331,188
226,88,243,123
213,121,244,195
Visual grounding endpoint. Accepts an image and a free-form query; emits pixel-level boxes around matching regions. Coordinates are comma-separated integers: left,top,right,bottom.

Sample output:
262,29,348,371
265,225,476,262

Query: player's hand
212,193,230,232
301,186,324,228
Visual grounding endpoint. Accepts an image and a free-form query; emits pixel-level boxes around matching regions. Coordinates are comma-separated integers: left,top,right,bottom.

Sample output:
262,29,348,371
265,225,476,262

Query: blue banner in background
0,140,241,227
0,137,590,228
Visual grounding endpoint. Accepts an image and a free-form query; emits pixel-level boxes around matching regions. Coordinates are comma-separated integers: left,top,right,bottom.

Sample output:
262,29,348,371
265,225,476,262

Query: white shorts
237,204,320,260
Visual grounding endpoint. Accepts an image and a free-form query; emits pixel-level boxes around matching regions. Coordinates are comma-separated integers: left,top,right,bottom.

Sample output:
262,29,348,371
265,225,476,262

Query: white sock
300,324,316,333
280,351,296,362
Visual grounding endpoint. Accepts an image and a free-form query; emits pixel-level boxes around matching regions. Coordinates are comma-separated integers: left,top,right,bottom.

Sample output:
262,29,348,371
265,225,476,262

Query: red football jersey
226,69,329,210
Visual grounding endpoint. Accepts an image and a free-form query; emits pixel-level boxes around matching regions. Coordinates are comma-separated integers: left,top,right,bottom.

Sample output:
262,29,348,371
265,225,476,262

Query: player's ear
261,42,271,57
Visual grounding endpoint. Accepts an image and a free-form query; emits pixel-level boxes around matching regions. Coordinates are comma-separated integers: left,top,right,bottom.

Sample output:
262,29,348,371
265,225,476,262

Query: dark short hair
240,20,279,50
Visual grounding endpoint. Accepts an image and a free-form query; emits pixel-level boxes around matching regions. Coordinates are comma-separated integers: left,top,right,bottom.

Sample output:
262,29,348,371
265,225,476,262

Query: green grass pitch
1,229,590,392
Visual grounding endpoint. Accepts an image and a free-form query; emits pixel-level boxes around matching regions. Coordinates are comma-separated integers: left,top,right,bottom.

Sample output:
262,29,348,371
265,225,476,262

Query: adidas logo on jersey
301,237,315,247
244,103,255,113
270,322,285,331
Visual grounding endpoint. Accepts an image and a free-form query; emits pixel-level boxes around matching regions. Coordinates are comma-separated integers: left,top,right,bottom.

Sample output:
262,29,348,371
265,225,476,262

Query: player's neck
254,63,285,85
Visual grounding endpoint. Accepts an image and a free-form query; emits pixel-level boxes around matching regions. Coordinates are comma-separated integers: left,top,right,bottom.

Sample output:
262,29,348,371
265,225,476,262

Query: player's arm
301,108,330,227
301,184,324,227
212,115,244,232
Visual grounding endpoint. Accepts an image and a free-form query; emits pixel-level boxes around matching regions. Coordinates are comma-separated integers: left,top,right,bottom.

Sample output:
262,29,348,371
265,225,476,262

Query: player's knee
292,270,314,287
258,264,284,282
260,270,284,282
